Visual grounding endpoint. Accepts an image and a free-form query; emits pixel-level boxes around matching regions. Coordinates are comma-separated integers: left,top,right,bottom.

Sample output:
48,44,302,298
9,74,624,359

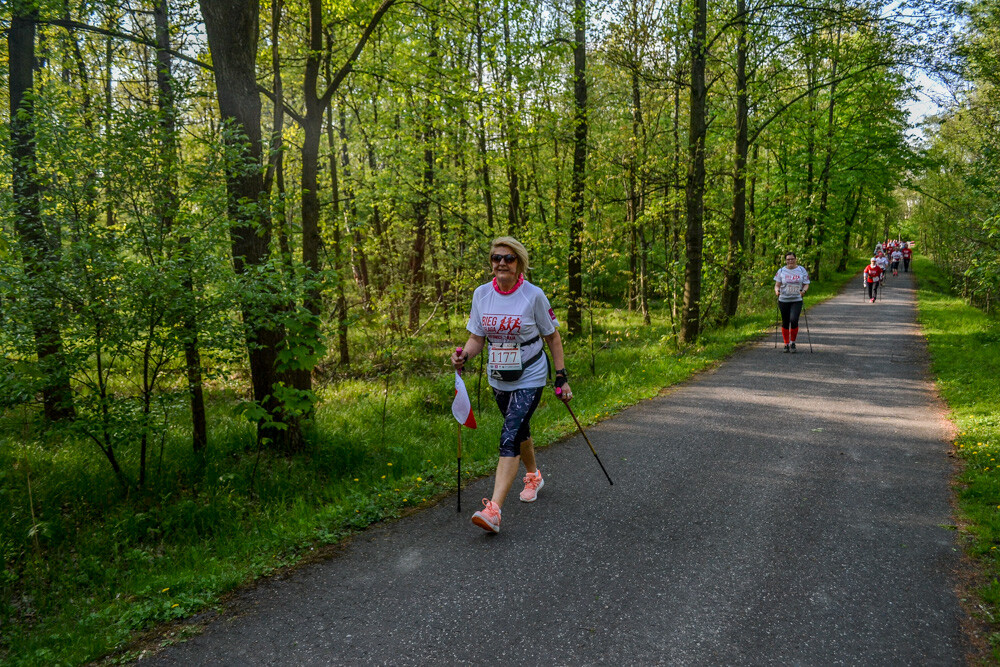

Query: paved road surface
144,270,966,665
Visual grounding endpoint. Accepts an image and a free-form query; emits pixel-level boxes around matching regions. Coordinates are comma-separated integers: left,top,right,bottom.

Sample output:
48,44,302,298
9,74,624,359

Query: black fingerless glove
554,369,568,390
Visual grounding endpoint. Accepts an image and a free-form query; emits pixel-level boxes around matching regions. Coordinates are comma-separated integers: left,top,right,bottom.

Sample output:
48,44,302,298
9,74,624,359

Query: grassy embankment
913,255,1000,660
0,262,858,666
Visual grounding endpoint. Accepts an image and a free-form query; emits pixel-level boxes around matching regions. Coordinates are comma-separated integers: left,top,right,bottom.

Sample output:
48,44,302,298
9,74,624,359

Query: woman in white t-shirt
773,251,810,353
450,236,572,534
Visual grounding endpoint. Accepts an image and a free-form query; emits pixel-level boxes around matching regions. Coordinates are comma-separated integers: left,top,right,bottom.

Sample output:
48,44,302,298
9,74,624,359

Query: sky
904,70,948,141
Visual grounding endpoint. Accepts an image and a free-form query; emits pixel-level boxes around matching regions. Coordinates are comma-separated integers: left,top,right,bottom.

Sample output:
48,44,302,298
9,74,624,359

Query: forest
3,0,996,662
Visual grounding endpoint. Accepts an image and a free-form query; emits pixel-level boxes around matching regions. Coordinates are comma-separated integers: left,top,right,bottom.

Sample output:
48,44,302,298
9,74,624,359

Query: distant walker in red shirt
864,258,884,303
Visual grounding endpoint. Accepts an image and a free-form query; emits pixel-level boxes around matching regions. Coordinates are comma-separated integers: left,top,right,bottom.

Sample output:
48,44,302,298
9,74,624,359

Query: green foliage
906,0,1000,309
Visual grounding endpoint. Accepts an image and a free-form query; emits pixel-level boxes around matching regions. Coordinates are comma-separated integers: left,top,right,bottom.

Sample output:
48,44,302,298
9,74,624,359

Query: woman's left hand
556,381,572,402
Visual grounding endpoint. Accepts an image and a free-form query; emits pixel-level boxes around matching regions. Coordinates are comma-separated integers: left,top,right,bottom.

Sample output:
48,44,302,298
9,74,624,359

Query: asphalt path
143,270,966,665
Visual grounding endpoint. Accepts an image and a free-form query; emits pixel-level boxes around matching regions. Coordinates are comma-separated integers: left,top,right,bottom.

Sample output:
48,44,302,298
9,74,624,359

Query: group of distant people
863,240,913,302
770,240,916,356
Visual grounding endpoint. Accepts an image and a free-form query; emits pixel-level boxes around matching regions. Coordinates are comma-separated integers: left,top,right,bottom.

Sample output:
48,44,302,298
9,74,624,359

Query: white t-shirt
467,278,558,390
774,265,810,302
891,250,902,261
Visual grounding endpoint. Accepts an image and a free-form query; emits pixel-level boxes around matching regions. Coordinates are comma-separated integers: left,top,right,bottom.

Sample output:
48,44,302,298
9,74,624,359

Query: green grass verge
0,262,859,666
913,255,1000,660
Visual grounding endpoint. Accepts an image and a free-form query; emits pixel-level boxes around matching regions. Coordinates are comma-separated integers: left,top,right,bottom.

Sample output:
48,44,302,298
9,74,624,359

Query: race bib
488,341,522,372
781,282,802,297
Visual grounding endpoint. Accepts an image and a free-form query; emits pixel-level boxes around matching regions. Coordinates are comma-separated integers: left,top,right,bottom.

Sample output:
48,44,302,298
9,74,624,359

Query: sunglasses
491,253,517,264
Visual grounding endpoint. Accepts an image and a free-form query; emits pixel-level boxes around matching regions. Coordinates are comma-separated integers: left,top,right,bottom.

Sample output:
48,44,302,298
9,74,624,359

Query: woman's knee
498,439,521,457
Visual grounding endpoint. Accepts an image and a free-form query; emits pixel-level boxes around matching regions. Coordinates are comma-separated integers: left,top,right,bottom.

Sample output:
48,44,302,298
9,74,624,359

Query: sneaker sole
519,478,544,502
471,514,500,533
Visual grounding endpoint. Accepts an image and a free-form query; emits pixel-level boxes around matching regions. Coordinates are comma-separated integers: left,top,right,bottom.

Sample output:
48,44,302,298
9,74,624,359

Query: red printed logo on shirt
482,314,521,337
548,308,556,321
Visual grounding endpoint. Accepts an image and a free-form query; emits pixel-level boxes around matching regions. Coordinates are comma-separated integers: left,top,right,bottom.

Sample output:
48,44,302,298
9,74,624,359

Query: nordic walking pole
803,309,814,353
456,422,462,513
774,301,780,349
557,389,613,486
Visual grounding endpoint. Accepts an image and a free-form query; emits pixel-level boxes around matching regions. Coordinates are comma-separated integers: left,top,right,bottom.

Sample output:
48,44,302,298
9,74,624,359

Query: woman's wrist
555,368,568,389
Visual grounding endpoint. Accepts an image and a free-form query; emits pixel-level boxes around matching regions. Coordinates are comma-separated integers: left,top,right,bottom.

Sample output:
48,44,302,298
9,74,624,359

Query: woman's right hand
451,348,468,371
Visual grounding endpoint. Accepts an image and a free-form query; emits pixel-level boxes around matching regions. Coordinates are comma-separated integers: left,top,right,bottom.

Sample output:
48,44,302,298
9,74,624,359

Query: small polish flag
452,372,477,429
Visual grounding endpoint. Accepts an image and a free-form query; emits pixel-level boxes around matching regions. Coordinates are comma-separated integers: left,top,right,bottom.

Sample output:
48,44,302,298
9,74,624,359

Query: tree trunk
837,187,863,272
748,142,758,257
199,0,293,449
338,107,371,307
409,126,433,330
155,0,206,453
720,0,748,324
681,0,707,344
802,61,817,261
814,26,841,282
327,105,350,365
668,18,683,330
474,0,495,233
501,0,521,232
566,0,588,336
265,0,293,265
295,0,329,395
10,3,76,421
629,67,649,325
300,0,394,376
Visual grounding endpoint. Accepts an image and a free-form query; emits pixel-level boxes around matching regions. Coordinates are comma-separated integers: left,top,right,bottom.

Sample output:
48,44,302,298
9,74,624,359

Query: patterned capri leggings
493,386,545,457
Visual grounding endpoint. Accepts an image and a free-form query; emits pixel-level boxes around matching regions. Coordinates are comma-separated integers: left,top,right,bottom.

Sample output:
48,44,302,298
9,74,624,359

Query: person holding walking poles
450,236,572,534
774,252,810,353
864,257,884,302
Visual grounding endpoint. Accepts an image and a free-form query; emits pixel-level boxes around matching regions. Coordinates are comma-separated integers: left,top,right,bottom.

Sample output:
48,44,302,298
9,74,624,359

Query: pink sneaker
519,470,544,502
471,499,501,533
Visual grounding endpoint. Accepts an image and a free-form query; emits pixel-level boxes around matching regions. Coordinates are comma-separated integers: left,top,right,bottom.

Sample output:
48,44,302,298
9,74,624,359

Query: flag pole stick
455,348,464,513
456,422,462,513
557,390,613,486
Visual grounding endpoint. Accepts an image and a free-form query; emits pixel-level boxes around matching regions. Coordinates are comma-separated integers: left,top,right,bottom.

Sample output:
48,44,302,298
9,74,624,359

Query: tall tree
154,0,207,454
680,0,707,344
10,0,76,421
298,0,395,373
566,0,588,336
199,0,293,448
720,0,748,324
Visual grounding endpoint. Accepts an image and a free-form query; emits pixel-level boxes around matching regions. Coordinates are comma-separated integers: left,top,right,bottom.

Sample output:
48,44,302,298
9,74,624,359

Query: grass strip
912,255,1000,660
0,263,859,666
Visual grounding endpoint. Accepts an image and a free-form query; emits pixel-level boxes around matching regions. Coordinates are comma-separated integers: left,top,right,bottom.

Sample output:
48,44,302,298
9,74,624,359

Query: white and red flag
452,371,477,429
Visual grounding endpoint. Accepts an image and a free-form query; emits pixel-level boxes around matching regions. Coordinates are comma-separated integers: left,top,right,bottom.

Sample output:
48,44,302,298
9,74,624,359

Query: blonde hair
491,236,530,274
